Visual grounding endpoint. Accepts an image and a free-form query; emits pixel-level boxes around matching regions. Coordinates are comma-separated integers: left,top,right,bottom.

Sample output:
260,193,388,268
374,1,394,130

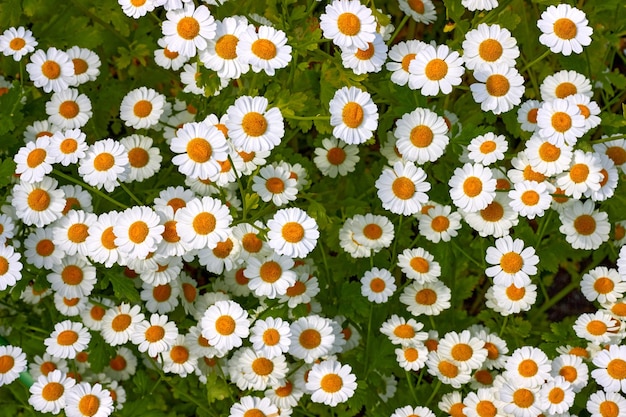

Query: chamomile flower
394,107,449,164
541,70,593,102
400,280,452,316
591,344,626,393
537,97,586,147
306,360,357,407
517,100,541,133
14,136,54,183
313,137,360,178
252,164,298,206
556,150,603,199
29,353,68,379
462,23,519,70
245,253,297,299
100,303,145,346
341,32,387,75
386,40,428,87
0,26,37,61
360,267,396,304
26,47,73,93
376,161,431,216
537,4,592,56
64,382,114,417
485,236,539,287
581,267,626,304
237,25,292,76
524,135,572,176
24,119,59,143
419,204,462,243
154,37,189,70
249,317,291,359
229,396,279,417
470,63,525,114
48,129,88,166
47,255,96,299
119,87,166,130
113,206,164,260
130,313,178,357
498,382,542,417
28,369,76,414
408,44,464,96
174,196,232,250
11,177,66,228
395,343,429,372
200,299,250,352
574,311,621,345
438,330,488,370
200,16,251,79
170,121,229,180
551,354,589,393
44,320,91,360
329,86,378,145
397,247,441,283
567,93,601,132
467,132,508,165
65,46,101,86
46,88,92,130
78,139,129,192
504,346,551,388
225,95,285,153
0,214,15,245
380,315,428,346
119,0,156,18
141,281,180,314
587,390,626,417
289,315,335,363
59,184,92,214
449,163,497,213
488,279,537,315
267,207,320,259
593,137,626,174
508,180,552,220
426,351,473,388
320,0,376,50
463,193,519,238
558,199,610,250
398,0,437,24
161,3,216,57
0,345,27,386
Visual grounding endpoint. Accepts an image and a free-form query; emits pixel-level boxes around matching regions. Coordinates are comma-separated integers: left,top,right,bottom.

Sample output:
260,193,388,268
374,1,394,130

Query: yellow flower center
410,125,434,148
251,39,277,60
485,74,510,97
177,16,200,40
553,18,577,40
478,39,503,62
337,13,361,36
215,34,238,59
341,102,364,128
424,58,448,81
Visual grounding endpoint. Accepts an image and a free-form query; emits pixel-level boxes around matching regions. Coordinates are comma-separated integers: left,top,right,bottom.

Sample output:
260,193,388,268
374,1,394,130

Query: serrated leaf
108,272,141,303
205,372,232,404
0,159,17,188
89,332,116,373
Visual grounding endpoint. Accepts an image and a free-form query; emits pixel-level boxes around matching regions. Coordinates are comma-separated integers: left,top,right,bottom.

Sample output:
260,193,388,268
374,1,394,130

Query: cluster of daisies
1,0,626,416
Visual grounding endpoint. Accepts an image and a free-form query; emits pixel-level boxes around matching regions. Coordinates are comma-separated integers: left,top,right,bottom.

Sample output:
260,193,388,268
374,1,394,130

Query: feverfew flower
537,4,592,56
329,86,378,145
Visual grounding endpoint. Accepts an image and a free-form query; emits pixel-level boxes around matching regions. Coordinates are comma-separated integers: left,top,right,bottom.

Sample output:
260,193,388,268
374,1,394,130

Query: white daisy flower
524,134,572,176
170,121,229,180
551,353,589,393
425,351,473,388
161,3,216,57
591,344,626,393
329,86,378,145
289,315,335,363
559,199,610,250
386,40,428,87
130,313,178,357
319,0,377,50
488,279,537,315
267,207,320,259
174,196,232,250
341,32,387,75
313,136,360,178
100,303,145,346
498,382,542,417
200,299,250,352
78,138,129,192
462,193,519,238
200,16,252,79
380,314,428,346
251,164,298,206
593,137,626,174
237,25,292,76
48,129,88,166
573,311,621,345
154,37,189,71
229,396,278,417
113,206,164,260
470,63,525,114
462,23,519,70
461,0,498,11
398,0,437,24
0,26,37,61
586,390,626,417
141,281,180,315
119,86,166,130
306,360,357,407
0,345,27,386
245,253,297,299
567,93,601,132
11,177,66,228
118,0,156,18
537,3,593,56
394,107,449,164
395,344,429,372
65,46,101,86
14,136,54,183
508,180,552,220
438,330,488,370
408,43,464,96
485,236,539,287
376,161,431,216
400,280,452,316
419,204,462,243
64,382,114,417
360,267,396,304
540,69,593,101
225,95,284,153
517,100,541,133
28,369,75,414
44,320,91,360
120,134,162,183
26,47,74,93
581,266,626,304
449,163,496,213
503,346,551,388
47,255,96,299
397,247,441,283
46,88,92,130
537,98,586,148
249,317,291,359
467,132,508,165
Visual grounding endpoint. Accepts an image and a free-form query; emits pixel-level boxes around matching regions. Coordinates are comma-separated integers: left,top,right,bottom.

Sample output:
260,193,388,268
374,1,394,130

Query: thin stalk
52,169,129,209
387,15,410,45
284,115,330,121
119,182,144,206
451,240,482,268
535,281,580,316
425,379,441,407
405,370,419,405
520,50,551,73
499,315,509,336
362,303,374,376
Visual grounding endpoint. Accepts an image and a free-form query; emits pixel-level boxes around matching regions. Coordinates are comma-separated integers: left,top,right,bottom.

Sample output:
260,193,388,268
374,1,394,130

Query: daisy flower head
130,313,178,357
245,253,297,299
279,272,320,309
540,69,593,102
161,3,216,57
463,193,519,238
397,247,441,283
78,138,129,192
508,180,552,220
229,396,279,417
313,136,360,178
470,63,525,114
320,0,376,50
100,303,145,346
398,0,437,24
400,280,452,316
47,254,97,299
408,43,465,96
249,317,291,359
0,213,15,245
485,236,538,287
581,266,626,304
559,198,610,251
237,25,292,76
488,278,537,316
360,267,396,304
120,134,162,183
28,369,76,414
14,136,54,183
52,209,98,258
66,46,101,86
395,344,429,372
462,0,498,11
154,37,189,71
467,132,508,165
267,207,320,259
341,32,387,75
174,196,232,250
524,134,572,176
251,164,298,206
376,161,431,216
48,129,88,166
419,204,462,243
45,88,92,130
593,137,626,174
44,320,91,360
462,23,520,70
537,3,592,56
591,344,626,393
119,87,166,130
380,314,428,346
449,162,497,213
438,330,488,370
306,360,357,407
0,345,27,386
59,184,92,214
200,299,250,353
386,40,428,87
170,121,229,180
11,176,66,228
498,382,542,417
587,390,626,417
288,315,336,363
425,351,473,388
0,26,37,61
64,382,114,417
225,95,285,153
551,353,589,393
504,346,551,388
517,100,542,133
537,98,586,148
567,93,601,132
394,107,449,164
329,86,378,145
119,0,156,19
573,310,621,345
350,213,394,251
113,206,164,260
200,16,252,79
26,47,73,93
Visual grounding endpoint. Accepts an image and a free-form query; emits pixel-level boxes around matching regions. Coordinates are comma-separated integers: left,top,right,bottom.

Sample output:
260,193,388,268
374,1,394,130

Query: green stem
451,240,483,268
362,303,374,376
284,115,330,121
535,281,580,316
428,315,437,330
592,134,626,143
535,210,553,248
405,370,419,405
52,169,129,209
119,182,144,206
387,15,410,45
68,0,131,46
425,379,441,407
520,49,551,73
228,154,247,220
499,315,509,336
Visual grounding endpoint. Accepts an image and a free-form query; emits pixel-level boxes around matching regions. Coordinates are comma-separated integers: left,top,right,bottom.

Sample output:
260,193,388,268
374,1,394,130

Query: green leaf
108,272,141,303
88,332,116,373
205,372,232,404
0,159,17,188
